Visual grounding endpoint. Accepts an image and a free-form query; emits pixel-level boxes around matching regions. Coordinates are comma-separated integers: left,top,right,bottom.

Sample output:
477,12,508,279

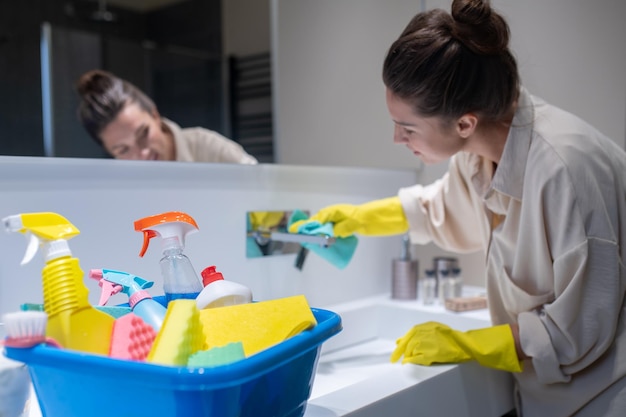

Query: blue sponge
288,210,358,269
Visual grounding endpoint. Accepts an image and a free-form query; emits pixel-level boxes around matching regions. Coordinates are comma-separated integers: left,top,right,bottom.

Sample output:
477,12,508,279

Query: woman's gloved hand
288,196,409,238
391,322,523,373
248,211,285,231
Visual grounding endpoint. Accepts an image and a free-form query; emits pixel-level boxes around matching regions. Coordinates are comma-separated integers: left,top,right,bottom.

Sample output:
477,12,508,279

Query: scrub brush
108,313,157,361
1,311,62,348
147,299,206,366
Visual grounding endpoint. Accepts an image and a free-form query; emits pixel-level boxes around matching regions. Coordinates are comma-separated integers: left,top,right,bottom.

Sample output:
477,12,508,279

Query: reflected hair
382,0,519,124
76,70,156,144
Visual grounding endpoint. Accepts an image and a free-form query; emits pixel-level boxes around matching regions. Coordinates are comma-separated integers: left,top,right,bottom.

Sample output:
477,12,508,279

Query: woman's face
99,102,175,161
385,89,465,165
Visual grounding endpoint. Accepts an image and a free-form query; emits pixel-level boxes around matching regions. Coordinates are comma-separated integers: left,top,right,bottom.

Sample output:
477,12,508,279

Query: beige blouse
398,88,626,416
164,119,258,164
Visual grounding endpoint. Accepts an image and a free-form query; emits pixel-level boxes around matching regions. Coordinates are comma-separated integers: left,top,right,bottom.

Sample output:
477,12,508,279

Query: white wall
271,0,425,171
449,0,626,148
0,157,417,316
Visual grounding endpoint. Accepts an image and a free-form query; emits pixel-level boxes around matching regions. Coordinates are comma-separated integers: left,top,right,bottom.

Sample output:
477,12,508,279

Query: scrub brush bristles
147,300,206,366
2,311,62,348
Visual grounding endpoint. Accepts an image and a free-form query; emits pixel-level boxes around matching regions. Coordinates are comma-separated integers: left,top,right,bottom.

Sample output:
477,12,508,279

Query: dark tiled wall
0,0,223,157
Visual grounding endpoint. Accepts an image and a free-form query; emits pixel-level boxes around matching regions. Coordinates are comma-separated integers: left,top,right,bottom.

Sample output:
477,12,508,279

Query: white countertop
304,291,514,417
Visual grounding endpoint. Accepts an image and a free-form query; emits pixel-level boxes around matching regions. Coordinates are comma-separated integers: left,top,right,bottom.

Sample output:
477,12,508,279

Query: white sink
305,295,515,417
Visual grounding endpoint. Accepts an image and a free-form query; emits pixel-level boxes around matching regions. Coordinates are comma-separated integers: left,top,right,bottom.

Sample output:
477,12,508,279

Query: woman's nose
139,148,151,160
136,134,148,150
393,126,406,144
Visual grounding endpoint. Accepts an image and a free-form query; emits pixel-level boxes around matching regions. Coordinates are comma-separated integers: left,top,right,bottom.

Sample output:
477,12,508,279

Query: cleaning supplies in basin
196,265,253,309
134,211,204,302
4,307,342,417
2,212,114,355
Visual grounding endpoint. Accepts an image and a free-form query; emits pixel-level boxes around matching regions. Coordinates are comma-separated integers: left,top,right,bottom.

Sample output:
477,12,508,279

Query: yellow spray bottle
2,212,114,355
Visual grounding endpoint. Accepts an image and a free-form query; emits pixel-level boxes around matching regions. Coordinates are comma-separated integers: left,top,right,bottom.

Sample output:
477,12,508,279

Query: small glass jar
451,267,463,298
422,269,437,305
439,269,457,304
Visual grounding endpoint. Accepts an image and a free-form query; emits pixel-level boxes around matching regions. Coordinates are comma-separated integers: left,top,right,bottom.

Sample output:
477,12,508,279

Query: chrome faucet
249,230,336,247
246,210,336,270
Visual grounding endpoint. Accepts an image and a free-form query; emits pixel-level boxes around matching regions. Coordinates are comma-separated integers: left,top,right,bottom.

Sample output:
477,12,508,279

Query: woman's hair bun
76,70,114,97
450,0,509,55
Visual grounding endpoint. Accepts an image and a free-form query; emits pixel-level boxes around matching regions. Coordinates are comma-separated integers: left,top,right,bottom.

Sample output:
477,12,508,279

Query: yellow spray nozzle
3,212,80,265
3,212,79,240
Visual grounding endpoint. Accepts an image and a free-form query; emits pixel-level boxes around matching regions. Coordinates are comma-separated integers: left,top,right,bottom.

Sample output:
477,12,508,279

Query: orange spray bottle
2,212,114,354
134,211,204,303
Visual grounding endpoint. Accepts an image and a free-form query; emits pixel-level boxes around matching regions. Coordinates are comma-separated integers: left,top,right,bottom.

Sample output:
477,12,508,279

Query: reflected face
385,89,464,165
99,102,175,161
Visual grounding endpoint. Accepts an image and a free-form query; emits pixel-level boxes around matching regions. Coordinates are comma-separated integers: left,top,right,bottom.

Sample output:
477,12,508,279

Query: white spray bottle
134,211,204,303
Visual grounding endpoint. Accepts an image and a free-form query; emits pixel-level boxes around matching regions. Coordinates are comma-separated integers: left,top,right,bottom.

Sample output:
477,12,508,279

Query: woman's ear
456,113,478,138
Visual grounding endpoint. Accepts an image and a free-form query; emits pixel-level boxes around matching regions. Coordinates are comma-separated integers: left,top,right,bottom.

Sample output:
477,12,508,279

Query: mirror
0,0,273,162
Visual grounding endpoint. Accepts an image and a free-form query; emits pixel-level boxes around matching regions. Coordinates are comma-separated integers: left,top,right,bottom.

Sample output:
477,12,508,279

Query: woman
291,0,626,415
76,70,258,164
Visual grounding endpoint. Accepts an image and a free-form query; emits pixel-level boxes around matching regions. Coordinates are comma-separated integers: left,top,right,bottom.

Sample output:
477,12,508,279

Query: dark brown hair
382,0,519,123
76,70,157,144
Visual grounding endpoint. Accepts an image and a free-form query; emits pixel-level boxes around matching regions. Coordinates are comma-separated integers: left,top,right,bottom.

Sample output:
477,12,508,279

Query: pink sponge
109,313,157,361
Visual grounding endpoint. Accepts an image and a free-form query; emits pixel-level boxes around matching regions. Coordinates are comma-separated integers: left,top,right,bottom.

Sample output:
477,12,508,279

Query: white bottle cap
43,240,72,262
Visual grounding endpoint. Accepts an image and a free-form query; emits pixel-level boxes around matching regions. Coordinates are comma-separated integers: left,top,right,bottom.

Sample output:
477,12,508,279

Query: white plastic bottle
196,265,253,309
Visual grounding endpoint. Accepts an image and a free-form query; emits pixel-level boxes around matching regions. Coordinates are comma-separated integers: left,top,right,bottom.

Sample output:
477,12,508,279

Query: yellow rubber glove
288,196,409,238
249,211,285,231
390,322,523,373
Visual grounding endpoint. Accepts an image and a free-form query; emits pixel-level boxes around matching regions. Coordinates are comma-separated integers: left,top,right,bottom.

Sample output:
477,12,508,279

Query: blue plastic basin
4,307,342,417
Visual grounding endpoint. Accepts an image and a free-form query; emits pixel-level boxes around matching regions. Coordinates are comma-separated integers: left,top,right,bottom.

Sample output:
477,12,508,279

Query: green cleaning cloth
288,210,358,269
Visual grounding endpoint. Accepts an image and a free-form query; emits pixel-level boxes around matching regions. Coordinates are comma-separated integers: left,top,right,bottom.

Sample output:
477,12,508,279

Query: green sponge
188,342,246,367
96,306,132,319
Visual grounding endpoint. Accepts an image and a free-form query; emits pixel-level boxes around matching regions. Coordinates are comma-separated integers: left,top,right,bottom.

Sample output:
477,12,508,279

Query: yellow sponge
147,300,206,366
198,295,317,356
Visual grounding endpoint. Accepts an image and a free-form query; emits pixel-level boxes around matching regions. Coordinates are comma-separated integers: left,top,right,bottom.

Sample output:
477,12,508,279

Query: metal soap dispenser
391,234,418,300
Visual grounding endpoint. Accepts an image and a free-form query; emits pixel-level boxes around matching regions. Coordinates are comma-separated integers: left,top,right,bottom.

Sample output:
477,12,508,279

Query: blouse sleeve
398,154,487,253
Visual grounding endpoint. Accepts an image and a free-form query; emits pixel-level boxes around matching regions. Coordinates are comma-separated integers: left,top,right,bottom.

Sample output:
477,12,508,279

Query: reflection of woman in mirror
76,70,258,164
